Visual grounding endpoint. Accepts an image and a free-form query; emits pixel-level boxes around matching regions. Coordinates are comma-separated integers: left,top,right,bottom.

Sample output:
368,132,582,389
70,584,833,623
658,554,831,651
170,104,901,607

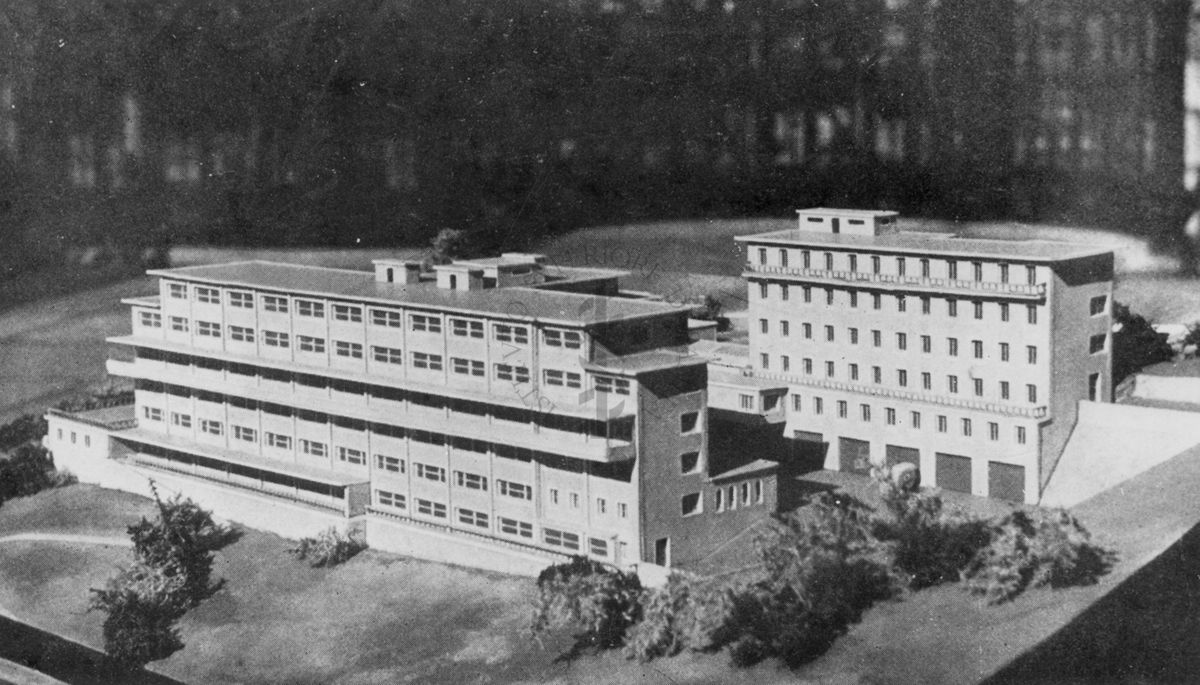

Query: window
298,335,326,353
1027,384,1038,403
229,325,254,343
543,369,582,388
920,259,931,278
825,325,834,342
886,407,897,425
371,308,402,327
921,296,931,314
948,261,958,280
169,316,188,333
962,419,973,437
372,346,403,364
415,463,446,482
498,480,533,500
872,293,882,310
897,332,907,350
824,252,834,270
375,454,404,473
849,254,858,272
543,528,580,551
948,299,958,317
451,318,484,338
495,363,531,383
265,433,291,449
781,284,790,301
680,412,699,433
1017,426,1027,444
1027,305,1038,324
849,364,859,381
826,361,835,378
973,301,983,320
872,330,882,347
681,493,702,516
826,289,834,306
921,335,932,353
1090,296,1108,316
922,372,932,390
837,401,848,418
897,257,907,277
803,323,813,339
973,340,983,359
170,412,191,429
1000,264,1010,283
263,330,289,348
758,248,767,264
738,393,754,410
802,251,811,268
335,341,364,359
973,262,983,281
792,394,802,412
804,358,813,375
193,286,219,304
543,328,583,349
872,255,881,274
416,499,447,519
760,318,768,334
1089,334,1106,354
200,419,222,436
376,490,406,510
898,369,908,387
301,440,327,458
262,295,288,313
168,282,187,299
937,415,948,433
872,366,882,384
803,286,812,303
143,406,163,422
411,314,441,333
948,338,959,356
779,249,789,267
1001,342,1010,362
671,449,704,478
139,311,162,328
333,304,363,322
974,378,984,397
1001,381,1011,400
456,508,489,529
860,404,871,422
1026,265,1037,285
297,300,325,318
451,357,485,376
499,517,533,538
412,352,443,371
911,411,922,429
338,447,365,465
850,328,859,345
948,375,959,394
196,321,221,337
989,422,1000,441
494,323,529,344
1027,346,1038,364
1001,303,1010,322
897,296,907,313
229,291,253,308
780,320,790,336
759,282,769,299
455,471,488,491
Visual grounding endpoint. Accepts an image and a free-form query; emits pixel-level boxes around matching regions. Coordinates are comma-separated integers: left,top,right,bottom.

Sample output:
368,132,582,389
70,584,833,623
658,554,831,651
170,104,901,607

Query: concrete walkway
0,532,132,547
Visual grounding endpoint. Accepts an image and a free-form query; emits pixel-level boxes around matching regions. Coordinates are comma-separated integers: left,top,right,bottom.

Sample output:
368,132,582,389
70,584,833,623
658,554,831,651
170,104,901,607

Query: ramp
1041,401,1200,508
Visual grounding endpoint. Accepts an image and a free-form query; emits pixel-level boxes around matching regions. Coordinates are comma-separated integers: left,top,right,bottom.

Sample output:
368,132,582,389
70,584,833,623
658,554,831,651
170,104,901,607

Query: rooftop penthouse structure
45,252,776,575
734,208,1114,503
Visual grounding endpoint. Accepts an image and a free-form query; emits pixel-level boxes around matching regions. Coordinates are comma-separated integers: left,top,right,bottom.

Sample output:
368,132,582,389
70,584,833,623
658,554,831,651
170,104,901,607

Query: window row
788,394,1031,444
548,488,629,520
754,283,1041,324
763,357,1041,402
760,324,1045,363
712,479,766,513
754,249,1040,285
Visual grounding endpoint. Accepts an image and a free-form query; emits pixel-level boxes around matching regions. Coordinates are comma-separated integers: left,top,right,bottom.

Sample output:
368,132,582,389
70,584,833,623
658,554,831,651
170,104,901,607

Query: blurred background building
0,0,1192,258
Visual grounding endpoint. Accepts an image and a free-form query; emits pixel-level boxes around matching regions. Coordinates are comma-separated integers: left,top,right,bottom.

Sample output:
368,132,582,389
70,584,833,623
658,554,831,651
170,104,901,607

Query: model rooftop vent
372,259,422,284
796,208,899,237
434,263,485,291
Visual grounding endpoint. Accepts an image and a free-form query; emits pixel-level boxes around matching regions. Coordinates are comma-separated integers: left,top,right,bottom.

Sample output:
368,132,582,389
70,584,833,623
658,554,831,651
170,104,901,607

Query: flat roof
796,207,899,218
583,349,707,377
736,228,1112,262
147,261,684,326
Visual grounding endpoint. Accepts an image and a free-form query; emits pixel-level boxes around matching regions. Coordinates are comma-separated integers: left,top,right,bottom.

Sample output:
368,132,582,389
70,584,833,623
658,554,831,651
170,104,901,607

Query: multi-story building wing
46,253,777,574
737,208,1114,503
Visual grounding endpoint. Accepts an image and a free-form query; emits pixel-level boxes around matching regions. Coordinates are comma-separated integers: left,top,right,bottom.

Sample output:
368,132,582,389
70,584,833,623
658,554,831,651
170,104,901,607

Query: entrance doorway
654,537,670,567
838,437,871,474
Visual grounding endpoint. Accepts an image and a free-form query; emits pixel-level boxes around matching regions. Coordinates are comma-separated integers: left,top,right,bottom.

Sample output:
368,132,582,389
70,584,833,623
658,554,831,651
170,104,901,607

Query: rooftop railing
744,263,1047,299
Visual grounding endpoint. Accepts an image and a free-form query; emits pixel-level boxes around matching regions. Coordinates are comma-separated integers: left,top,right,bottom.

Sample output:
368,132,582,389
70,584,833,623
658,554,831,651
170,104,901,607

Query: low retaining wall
365,514,563,577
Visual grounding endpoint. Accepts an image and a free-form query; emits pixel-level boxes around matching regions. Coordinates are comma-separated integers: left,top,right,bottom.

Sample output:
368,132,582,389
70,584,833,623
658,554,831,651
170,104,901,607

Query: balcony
744,263,1047,300
751,369,1049,420
107,358,636,463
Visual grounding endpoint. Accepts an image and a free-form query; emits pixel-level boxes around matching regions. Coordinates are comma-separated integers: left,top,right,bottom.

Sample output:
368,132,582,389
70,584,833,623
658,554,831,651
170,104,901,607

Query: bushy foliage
90,584,185,669
0,444,57,500
289,527,366,567
1112,301,1174,386
872,477,991,589
55,385,135,413
624,572,737,661
127,492,236,605
962,509,1114,605
429,228,470,265
0,414,47,451
530,556,643,653
728,493,898,667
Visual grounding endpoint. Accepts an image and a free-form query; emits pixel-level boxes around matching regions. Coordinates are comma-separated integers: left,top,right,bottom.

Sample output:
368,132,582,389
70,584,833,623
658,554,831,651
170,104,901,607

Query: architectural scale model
44,207,1115,576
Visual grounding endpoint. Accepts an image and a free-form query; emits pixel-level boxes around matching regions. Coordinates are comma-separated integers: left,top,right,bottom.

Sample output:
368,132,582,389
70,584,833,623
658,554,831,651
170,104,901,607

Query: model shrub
289,527,367,567
127,491,237,605
962,509,1114,605
0,413,47,451
0,444,57,501
872,479,991,589
623,571,736,661
530,556,643,653
90,583,185,669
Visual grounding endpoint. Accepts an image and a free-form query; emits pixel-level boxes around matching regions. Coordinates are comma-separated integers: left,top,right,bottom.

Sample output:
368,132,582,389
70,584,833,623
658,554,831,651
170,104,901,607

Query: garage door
988,462,1025,502
886,445,920,469
935,452,972,494
838,437,871,475
793,431,828,472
